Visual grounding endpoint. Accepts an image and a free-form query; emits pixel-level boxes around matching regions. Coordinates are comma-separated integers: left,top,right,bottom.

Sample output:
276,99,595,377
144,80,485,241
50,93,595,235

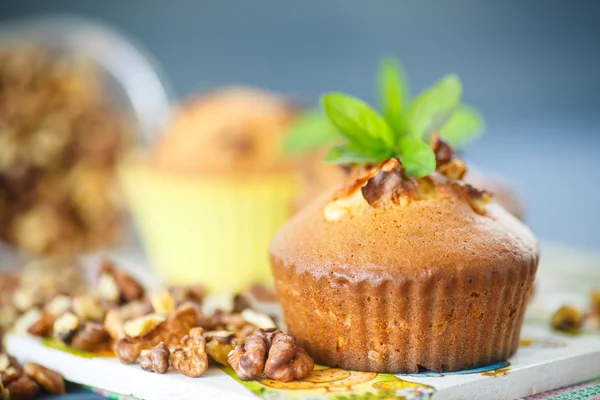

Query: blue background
1,0,598,252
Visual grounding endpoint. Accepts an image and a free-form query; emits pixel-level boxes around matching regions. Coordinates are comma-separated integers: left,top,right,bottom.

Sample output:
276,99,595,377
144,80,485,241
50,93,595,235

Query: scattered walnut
72,295,104,322
551,305,583,332
44,295,72,317
0,379,8,400
97,271,120,303
172,328,208,378
196,309,225,331
5,375,38,400
119,300,153,321
11,289,40,313
170,285,205,305
115,304,197,364
23,362,65,394
53,312,79,343
99,259,145,303
240,309,276,330
220,313,247,331
103,308,125,340
70,323,107,351
205,333,238,366
139,342,170,374
237,324,259,342
228,330,314,382
26,311,54,337
12,309,44,335
227,330,269,380
591,290,600,317
0,354,22,385
0,354,10,371
264,332,314,382
123,314,165,338
150,291,176,316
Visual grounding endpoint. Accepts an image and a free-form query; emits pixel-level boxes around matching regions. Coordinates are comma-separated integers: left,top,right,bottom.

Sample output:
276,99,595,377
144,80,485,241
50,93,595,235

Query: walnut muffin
269,139,538,373
150,87,300,175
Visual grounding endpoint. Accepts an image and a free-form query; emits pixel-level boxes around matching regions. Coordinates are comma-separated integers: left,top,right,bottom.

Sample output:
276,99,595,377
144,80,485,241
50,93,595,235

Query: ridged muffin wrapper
272,257,537,373
120,160,298,293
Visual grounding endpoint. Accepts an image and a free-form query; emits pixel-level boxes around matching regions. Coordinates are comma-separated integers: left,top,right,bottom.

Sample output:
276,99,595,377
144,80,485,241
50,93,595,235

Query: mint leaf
397,136,436,177
439,104,484,148
377,56,409,134
405,74,462,140
282,109,341,155
321,93,396,149
324,143,392,164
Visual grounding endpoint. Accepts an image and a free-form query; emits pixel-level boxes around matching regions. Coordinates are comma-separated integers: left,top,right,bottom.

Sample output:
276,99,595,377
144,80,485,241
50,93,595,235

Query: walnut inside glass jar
0,42,131,255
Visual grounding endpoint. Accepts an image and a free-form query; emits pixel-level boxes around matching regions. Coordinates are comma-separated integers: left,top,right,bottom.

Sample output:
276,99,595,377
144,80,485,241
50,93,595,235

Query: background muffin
121,87,304,292
151,87,300,174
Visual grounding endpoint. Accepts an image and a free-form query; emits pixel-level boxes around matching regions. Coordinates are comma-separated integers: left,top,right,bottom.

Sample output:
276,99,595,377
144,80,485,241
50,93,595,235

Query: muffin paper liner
120,161,298,292
272,258,537,373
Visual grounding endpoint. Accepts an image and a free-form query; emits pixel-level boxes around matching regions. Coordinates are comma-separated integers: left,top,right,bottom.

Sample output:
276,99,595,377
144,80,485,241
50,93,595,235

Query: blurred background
0,0,598,258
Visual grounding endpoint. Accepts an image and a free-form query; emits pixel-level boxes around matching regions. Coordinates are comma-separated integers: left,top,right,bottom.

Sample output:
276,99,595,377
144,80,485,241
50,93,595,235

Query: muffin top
150,87,299,175
270,138,539,280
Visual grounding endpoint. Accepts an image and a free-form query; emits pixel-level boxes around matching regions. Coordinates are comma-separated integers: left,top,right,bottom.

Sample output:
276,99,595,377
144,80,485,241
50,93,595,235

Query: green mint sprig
282,57,484,157
322,91,437,178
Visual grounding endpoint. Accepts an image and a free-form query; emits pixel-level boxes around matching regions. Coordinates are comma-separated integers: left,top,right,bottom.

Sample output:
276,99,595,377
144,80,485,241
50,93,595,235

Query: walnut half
228,329,314,382
139,342,170,374
172,328,208,378
263,332,314,382
115,304,196,364
23,362,65,395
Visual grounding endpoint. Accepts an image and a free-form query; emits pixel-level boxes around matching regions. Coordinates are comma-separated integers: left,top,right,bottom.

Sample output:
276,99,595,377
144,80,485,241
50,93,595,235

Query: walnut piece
26,311,54,337
70,323,107,351
5,375,38,400
53,312,79,343
170,285,205,305
227,329,269,380
228,330,314,382
551,305,583,332
205,332,238,366
44,295,71,317
103,308,125,340
99,259,145,303
0,354,22,385
172,328,208,378
150,291,176,316
23,362,65,394
0,380,8,400
139,342,170,374
115,304,197,364
264,332,314,382
123,314,165,338
72,295,104,322
240,309,276,330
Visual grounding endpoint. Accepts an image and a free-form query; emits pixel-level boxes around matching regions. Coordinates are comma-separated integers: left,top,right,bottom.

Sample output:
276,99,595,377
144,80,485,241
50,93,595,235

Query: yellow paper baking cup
118,161,299,293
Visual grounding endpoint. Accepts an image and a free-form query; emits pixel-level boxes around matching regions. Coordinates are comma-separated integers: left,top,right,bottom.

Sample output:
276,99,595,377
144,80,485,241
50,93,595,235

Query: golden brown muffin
269,142,538,373
150,87,300,175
